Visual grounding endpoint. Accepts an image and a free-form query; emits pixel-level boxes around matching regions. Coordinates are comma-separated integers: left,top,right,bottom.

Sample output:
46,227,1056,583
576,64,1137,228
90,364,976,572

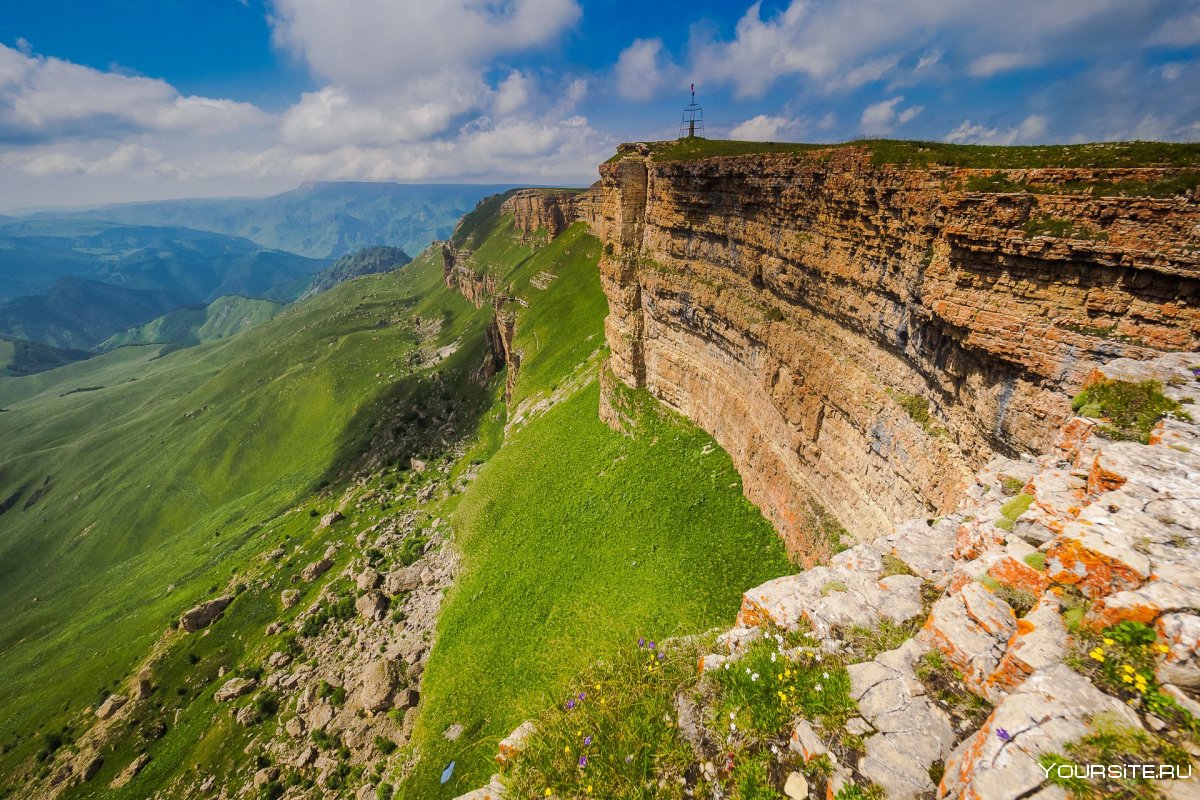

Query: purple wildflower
649,641,657,650
637,637,645,648
566,699,576,710
996,728,1011,742
578,692,586,701
578,755,588,768
657,652,665,661
583,736,592,746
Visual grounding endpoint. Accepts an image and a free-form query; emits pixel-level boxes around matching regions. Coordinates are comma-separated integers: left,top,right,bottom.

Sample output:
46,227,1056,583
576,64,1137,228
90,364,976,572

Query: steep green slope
0,336,92,377
98,295,284,350
0,248,487,773
392,220,793,797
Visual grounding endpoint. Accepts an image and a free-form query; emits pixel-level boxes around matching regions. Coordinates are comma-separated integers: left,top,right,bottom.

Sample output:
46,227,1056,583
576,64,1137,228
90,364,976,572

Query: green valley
0,192,792,799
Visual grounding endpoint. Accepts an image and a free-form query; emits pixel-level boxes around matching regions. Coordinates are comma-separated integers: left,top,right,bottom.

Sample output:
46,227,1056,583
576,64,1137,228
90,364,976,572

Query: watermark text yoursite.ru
1041,763,1193,780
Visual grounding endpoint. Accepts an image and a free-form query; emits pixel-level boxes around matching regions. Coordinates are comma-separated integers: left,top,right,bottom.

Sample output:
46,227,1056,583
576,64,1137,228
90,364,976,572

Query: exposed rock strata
706,352,1200,799
588,146,1200,556
500,189,586,243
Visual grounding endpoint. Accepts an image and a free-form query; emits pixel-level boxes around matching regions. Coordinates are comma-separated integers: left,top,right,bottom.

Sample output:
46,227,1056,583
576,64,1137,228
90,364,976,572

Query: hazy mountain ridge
299,245,411,299
31,181,516,259
0,220,326,350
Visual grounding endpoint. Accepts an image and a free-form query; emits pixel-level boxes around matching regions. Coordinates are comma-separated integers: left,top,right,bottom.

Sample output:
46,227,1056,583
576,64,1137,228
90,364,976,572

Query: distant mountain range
299,245,411,300
0,181,510,364
32,181,515,259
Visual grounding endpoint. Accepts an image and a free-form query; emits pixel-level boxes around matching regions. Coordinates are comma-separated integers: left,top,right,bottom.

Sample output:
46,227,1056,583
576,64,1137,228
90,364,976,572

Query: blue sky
0,0,1197,209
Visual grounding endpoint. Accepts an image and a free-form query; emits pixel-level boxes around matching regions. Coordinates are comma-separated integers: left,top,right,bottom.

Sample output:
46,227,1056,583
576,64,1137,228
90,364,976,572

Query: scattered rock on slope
179,595,233,632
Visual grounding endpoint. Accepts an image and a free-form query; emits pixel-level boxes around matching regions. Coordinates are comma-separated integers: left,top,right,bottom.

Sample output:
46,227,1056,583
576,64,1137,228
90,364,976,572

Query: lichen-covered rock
939,664,1141,800
920,582,1016,697
496,720,535,765
848,639,955,799
737,559,922,636
1157,613,1200,688
179,595,233,632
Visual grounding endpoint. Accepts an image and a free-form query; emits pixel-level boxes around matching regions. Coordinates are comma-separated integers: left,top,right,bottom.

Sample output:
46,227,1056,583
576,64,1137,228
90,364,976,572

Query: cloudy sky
1,0,1197,210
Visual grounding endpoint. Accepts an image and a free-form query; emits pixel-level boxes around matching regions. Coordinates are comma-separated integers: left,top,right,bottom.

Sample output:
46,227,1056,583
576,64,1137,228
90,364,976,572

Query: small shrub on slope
1071,379,1189,443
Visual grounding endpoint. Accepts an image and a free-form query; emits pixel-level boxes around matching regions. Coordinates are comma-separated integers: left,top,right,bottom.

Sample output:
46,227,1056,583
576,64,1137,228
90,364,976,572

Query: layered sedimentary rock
500,189,587,242
589,146,1200,557
441,240,496,309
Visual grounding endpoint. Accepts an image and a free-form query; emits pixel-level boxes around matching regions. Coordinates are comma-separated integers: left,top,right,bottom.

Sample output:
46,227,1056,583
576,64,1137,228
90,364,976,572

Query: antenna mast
679,83,704,139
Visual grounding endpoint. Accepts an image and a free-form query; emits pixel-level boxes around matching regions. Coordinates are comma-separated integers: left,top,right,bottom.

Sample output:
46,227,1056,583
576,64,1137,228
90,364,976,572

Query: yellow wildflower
1089,647,1105,662
1122,674,1134,684
1103,638,1114,645
544,790,553,798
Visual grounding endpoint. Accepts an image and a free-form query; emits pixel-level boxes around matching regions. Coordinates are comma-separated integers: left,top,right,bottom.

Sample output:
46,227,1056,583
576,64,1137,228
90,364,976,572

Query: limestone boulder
301,558,333,582
940,664,1142,800
356,660,401,712
180,595,233,632
214,677,257,703
95,693,127,720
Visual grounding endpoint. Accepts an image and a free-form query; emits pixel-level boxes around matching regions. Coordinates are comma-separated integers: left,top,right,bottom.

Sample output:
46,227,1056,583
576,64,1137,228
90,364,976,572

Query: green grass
506,640,698,800
965,170,1200,198
609,139,1200,169
1071,379,1190,443
395,216,792,797
1022,214,1107,241
0,247,487,782
397,380,792,797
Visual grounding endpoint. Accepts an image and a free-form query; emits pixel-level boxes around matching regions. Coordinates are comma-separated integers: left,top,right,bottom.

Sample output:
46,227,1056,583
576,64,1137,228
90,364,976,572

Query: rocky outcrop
590,146,1200,558
702,352,1200,800
179,594,233,632
442,240,496,309
214,677,257,702
501,189,586,242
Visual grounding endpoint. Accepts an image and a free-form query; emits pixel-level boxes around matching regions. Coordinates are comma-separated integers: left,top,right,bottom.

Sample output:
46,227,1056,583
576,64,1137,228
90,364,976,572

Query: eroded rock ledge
710,352,1200,799
587,146,1200,558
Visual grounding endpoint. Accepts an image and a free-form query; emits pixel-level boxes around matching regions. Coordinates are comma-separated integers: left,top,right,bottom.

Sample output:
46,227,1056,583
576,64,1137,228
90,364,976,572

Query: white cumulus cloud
860,96,922,135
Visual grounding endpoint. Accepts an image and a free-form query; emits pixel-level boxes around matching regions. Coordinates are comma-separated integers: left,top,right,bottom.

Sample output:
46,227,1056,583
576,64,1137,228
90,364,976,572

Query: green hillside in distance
299,245,411,300
99,295,284,351
0,336,92,377
0,277,184,350
33,181,518,259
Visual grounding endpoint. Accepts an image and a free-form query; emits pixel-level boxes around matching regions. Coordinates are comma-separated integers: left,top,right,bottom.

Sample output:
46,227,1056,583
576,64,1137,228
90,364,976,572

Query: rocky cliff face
500,189,586,243
590,146,1200,559
441,240,496,309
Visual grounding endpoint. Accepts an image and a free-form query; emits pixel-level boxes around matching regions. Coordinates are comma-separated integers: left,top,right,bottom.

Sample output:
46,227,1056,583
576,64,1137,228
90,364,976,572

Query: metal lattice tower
679,83,704,139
